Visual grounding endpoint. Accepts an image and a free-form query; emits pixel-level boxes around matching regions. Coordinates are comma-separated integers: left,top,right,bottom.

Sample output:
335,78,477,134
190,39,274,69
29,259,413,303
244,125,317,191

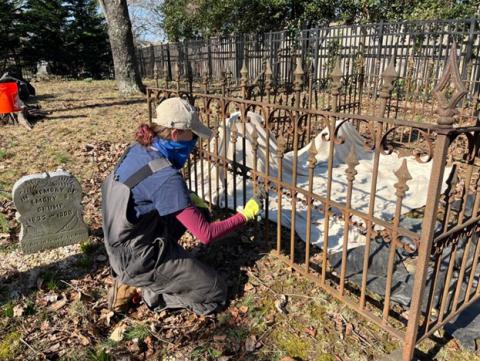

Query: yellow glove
239,197,262,221
190,192,209,209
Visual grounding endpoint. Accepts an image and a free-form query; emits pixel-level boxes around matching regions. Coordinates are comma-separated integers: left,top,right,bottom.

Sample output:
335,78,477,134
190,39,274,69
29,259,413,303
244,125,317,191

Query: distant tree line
158,0,479,41
1,0,112,78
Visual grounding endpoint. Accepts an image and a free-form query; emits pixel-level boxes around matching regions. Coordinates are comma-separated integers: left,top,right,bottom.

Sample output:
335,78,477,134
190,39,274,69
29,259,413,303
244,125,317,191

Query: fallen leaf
44,293,59,303
99,308,115,326
244,283,254,291
144,336,155,357
304,326,317,337
40,320,50,331
128,340,141,352
76,332,90,346
265,312,275,325
333,313,345,340
229,307,239,318
275,294,288,314
345,322,353,336
214,335,227,342
48,343,61,352
110,323,128,342
280,357,295,361
245,335,257,352
13,305,25,317
165,329,175,339
48,298,67,311
239,305,249,314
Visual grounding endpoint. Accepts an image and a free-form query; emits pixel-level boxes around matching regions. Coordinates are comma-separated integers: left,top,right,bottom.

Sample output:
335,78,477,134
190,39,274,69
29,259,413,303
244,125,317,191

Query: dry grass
1,80,149,193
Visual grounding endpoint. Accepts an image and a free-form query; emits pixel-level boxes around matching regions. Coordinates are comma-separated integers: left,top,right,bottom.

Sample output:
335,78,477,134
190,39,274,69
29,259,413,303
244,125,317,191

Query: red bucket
0,82,21,114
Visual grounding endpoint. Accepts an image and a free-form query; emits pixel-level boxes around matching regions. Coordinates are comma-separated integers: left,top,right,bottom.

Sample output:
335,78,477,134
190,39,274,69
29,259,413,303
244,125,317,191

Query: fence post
207,37,213,80
184,40,190,82
265,61,273,102
159,44,165,82
294,57,304,108
153,62,159,88
357,25,367,115
221,70,226,96
235,35,241,81
203,71,209,94
402,43,467,361
321,59,343,284
175,62,181,92
240,59,249,99
166,44,172,81
187,61,193,94
163,62,169,89
313,28,320,85
148,44,155,78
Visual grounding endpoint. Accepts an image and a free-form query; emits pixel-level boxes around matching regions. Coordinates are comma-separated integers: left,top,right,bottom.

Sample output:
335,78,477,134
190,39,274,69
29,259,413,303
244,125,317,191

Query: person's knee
210,274,227,303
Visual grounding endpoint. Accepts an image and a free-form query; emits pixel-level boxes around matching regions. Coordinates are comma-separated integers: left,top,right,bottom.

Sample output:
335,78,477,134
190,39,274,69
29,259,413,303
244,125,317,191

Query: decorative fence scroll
147,43,480,361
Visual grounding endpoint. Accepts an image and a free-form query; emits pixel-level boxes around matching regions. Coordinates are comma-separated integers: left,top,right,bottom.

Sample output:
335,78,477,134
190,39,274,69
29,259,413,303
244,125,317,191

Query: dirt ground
0,80,478,361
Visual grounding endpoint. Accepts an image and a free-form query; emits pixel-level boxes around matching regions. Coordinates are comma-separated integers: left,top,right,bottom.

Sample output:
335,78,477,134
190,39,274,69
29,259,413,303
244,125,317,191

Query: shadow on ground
47,98,145,113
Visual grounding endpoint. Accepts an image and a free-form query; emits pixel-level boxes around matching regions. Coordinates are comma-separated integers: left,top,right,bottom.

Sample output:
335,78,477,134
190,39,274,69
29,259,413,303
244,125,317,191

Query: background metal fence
138,18,480,125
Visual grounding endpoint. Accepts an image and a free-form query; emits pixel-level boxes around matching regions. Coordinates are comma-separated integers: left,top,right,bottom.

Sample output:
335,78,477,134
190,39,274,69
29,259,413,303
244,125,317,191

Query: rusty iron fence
139,18,480,126
146,43,480,360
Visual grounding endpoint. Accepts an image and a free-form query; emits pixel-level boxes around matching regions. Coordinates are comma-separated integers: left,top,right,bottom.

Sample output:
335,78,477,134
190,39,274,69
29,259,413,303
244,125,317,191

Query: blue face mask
152,135,198,169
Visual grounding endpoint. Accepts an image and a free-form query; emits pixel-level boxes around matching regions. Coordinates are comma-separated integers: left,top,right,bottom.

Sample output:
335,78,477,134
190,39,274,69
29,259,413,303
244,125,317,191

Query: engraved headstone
12,170,88,253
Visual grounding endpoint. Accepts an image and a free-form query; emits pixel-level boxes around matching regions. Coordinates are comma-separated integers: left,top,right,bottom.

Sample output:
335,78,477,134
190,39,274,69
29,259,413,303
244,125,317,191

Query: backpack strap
123,157,171,189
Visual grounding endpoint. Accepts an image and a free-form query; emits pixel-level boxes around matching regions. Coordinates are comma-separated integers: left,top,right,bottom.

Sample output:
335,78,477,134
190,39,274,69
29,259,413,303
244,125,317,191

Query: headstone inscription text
12,170,88,253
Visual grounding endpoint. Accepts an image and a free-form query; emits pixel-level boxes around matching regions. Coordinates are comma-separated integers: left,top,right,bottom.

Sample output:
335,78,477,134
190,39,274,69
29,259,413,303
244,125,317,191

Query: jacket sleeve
175,206,246,245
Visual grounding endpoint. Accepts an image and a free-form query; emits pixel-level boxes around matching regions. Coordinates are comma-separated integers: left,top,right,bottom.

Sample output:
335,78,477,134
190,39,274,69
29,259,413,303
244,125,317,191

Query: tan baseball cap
152,97,212,139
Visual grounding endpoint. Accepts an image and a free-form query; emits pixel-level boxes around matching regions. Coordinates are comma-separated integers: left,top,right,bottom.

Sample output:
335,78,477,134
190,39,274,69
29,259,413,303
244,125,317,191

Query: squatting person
101,97,261,315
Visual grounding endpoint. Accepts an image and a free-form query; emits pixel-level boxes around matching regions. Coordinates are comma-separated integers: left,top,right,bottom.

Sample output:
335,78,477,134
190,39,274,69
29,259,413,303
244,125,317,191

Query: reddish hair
135,123,156,146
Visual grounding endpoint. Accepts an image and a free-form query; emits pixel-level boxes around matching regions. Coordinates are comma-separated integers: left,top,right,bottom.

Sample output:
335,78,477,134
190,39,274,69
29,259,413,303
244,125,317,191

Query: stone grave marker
36,60,52,80
12,170,88,253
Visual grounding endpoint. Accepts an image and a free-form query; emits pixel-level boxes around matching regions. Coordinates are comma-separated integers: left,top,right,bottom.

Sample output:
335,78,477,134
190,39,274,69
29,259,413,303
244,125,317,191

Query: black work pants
141,239,227,315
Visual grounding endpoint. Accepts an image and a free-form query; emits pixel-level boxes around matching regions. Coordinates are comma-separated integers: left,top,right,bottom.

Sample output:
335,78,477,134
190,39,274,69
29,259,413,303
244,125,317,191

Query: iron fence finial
240,59,249,98
380,59,398,99
331,59,343,96
202,71,209,93
345,146,359,182
240,60,248,82
175,62,181,82
433,42,468,127
294,57,304,91
265,61,273,93
276,134,287,157
163,63,169,82
394,159,412,198
307,140,318,168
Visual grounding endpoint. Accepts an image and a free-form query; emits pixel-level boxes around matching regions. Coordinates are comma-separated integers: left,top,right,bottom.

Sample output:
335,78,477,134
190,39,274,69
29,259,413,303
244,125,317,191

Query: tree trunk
99,0,145,95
